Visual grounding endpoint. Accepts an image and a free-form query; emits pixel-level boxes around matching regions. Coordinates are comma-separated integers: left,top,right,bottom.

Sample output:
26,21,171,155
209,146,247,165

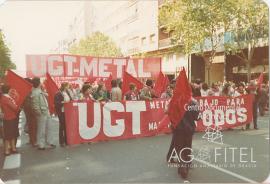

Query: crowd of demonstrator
0,76,269,156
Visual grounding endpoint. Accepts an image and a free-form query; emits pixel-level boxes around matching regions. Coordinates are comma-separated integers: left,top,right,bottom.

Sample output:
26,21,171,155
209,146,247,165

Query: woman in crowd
80,84,95,101
161,84,173,99
111,80,122,101
221,83,234,130
0,84,19,156
140,79,157,100
124,83,139,100
94,83,109,102
209,82,220,96
234,82,246,96
221,83,233,97
67,84,77,100
200,83,209,97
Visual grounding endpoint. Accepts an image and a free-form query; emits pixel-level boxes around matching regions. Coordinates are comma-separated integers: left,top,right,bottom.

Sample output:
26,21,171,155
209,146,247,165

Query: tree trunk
247,60,251,82
204,58,211,85
207,67,211,85
247,43,252,82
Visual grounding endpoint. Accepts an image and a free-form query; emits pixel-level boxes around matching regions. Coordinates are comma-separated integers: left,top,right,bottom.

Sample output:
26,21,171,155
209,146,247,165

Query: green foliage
0,31,15,78
224,0,269,60
159,0,237,83
69,32,122,57
159,0,236,56
224,0,268,82
159,0,268,82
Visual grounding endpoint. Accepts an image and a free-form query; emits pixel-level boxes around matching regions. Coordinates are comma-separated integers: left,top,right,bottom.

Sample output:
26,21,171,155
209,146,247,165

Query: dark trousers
259,102,267,116
167,128,193,169
58,112,67,145
246,102,258,129
24,110,37,146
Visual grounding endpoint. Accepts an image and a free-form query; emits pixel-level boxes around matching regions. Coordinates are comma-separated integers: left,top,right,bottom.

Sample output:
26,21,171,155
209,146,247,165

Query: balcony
127,47,140,55
158,38,173,49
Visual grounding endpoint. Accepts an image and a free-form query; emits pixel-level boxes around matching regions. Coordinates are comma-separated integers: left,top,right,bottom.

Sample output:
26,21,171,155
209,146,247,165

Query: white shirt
200,89,209,97
61,91,71,112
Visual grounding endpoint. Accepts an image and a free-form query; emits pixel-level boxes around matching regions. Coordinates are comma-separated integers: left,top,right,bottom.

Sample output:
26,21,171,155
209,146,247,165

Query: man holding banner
54,82,72,147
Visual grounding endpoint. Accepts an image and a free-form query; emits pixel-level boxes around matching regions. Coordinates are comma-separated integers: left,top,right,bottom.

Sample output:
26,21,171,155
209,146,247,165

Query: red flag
168,68,192,128
104,74,113,92
44,73,59,114
87,77,100,84
122,71,144,97
5,70,32,110
153,72,169,97
257,73,264,91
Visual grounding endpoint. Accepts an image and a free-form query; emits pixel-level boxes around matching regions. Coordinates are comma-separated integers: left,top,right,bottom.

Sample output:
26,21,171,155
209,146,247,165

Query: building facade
52,1,95,54
55,0,268,83
93,0,159,56
95,0,188,78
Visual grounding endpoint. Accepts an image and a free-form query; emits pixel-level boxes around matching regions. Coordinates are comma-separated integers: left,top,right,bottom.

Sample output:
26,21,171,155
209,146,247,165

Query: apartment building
54,0,268,82
52,1,95,54
92,0,188,78
93,0,159,56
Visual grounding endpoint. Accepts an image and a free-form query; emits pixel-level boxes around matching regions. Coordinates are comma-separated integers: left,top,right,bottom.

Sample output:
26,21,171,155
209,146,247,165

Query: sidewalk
0,136,4,177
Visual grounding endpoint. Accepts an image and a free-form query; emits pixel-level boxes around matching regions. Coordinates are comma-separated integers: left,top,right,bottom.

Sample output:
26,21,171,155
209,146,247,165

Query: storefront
226,46,269,83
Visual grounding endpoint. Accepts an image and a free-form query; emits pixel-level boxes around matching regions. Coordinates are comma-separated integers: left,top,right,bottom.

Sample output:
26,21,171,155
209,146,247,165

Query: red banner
26,54,161,79
194,94,253,131
64,95,253,145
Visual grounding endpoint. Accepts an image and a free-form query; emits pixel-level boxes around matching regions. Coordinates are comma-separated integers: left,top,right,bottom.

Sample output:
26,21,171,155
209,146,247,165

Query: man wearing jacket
54,82,72,147
167,97,200,179
31,77,55,150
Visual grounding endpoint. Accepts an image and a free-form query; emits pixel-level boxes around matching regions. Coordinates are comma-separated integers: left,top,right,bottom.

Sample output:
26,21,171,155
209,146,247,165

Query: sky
0,1,82,75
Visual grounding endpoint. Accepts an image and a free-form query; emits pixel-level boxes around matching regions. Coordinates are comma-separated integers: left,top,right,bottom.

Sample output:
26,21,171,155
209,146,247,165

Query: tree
159,0,237,84
159,0,268,83
69,32,122,57
224,0,268,82
0,30,16,78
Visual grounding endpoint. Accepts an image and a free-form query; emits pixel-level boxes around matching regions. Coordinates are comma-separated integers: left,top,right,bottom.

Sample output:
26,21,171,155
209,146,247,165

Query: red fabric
104,74,113,92
168,68,192,128
153,72,169,97
122,72,144,97
0,95,18,120
64,95,253,145
5,70,32,110
257,73,264,91
87,77,99,84
44,73,59,114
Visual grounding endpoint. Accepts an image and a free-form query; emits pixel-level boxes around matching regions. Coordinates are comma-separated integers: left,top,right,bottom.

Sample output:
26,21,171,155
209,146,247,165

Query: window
141,37,146,45
150,34,155,43
128,36,139,49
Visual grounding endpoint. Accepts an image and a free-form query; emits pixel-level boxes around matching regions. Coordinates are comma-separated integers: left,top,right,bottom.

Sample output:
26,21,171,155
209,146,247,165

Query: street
0,112,269,184
0,1,269,184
